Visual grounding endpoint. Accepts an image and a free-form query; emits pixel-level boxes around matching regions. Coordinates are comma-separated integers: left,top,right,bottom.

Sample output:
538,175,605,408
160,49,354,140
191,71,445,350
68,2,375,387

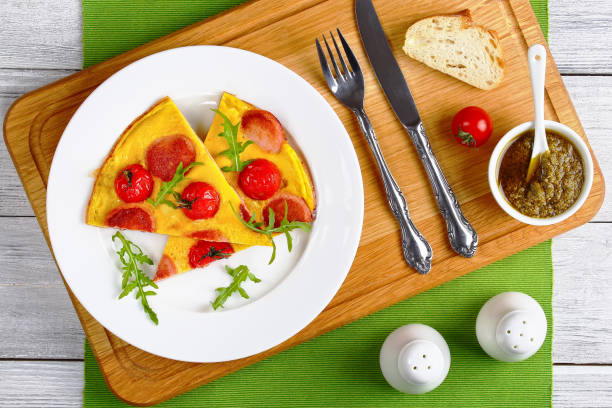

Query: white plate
46,46,364,362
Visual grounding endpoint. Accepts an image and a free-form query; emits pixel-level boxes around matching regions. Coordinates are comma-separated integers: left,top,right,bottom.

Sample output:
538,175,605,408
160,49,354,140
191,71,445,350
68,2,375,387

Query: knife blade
355,0,422,128
355,0,478,258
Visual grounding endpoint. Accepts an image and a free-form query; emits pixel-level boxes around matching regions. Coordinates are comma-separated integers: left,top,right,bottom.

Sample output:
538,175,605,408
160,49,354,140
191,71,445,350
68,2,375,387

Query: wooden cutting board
3,0,604,405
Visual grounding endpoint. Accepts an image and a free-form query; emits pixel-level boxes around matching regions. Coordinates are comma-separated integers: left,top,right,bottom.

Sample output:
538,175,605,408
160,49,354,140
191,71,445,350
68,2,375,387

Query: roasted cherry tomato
188,240,234,269
451,106,493,147
238,159,282,200
179,182,220,220
114,164,153,202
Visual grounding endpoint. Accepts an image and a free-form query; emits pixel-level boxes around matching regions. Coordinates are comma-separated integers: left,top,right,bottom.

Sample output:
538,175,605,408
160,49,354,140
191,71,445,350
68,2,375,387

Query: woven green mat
83,1,551,406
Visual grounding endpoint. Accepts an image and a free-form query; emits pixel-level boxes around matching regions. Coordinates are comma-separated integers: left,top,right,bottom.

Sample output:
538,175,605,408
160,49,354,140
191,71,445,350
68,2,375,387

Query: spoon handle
528,44,548,152
526,44,548,182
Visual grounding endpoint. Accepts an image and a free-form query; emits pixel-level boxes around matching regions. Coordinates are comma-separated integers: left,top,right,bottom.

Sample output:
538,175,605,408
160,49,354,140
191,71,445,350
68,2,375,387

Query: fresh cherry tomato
114,164,153,203
238,159,282,200
180,182,220,220
188,240,234,269
451,106,493,147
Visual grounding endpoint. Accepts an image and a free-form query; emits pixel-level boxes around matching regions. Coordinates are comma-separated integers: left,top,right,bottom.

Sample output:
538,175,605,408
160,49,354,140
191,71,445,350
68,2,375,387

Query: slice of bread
402,10,504,90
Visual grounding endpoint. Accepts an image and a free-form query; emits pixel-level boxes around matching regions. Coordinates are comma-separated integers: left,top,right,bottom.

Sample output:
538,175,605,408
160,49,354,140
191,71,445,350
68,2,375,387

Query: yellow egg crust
85,97,270,246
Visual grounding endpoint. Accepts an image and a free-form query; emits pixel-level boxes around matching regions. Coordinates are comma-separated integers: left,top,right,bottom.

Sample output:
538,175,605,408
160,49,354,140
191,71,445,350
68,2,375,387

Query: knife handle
407,123,478,258
354,108,432,274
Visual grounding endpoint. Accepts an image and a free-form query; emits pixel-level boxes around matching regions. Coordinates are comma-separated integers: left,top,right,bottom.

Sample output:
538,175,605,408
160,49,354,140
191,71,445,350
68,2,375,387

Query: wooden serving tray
3,0,604,405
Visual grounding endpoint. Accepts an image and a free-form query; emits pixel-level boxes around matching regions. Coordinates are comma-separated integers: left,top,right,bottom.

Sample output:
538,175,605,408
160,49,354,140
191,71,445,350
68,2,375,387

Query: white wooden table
1,1,611,406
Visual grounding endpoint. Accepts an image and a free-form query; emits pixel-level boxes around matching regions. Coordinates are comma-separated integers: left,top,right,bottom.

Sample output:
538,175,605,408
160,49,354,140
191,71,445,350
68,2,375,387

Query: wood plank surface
0,0,610,405
2,361,610,407
0,0,82,70
549,0,612,74
5,0,605,403
2,0,611,74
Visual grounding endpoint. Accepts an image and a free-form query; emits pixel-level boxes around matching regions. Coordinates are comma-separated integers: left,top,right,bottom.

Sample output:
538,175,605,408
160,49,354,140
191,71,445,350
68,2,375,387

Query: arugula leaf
230,201,311,264
112,231,159,325
212,265,260,310
213,109,254,172
147,161,202,208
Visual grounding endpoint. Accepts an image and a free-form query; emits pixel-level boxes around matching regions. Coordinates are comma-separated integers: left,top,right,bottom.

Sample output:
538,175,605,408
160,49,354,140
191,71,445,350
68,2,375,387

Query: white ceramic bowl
488,120,594,226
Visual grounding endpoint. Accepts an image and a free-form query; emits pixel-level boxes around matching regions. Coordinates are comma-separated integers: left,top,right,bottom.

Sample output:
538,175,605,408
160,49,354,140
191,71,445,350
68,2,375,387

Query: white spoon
525,44,548,183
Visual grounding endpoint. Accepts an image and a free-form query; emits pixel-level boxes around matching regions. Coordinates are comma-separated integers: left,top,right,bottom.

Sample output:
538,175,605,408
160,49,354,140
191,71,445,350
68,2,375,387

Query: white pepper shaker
476,291,547,362
380,324,450,394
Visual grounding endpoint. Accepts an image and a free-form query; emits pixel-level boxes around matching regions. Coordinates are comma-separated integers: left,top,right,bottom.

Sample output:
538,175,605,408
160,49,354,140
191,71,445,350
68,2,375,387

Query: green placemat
83,1,551,406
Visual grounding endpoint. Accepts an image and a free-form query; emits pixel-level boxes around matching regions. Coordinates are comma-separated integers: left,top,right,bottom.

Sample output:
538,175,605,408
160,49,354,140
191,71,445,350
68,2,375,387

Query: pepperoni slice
239,203,252,223
188,240,234,269
146,134,196,181
262,193,312,228
190,230,227,241
240,109,286,153
153,254,177,282
105,205,154,232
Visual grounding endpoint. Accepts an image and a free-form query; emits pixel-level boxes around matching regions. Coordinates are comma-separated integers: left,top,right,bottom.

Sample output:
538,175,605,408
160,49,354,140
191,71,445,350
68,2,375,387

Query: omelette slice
86,97,270,247
155,93,316,281
154,237,249,281
206,92,316,222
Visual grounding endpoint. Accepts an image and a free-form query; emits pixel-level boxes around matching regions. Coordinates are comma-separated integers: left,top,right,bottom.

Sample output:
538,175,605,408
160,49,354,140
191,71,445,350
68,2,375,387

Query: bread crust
404,9,505,90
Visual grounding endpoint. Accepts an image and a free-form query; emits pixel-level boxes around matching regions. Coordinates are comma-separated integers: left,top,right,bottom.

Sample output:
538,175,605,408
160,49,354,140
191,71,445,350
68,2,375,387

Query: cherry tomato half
451,106,493,147
180,182,220,220
114,164,153,203
238,159,282,200
188,240,234,269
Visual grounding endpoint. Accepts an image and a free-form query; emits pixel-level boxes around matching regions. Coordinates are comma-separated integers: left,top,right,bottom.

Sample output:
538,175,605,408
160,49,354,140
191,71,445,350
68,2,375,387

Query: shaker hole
422,354,427,359
530,338,534,342
427,366,431,370
413,366,417,370
507,330,511,334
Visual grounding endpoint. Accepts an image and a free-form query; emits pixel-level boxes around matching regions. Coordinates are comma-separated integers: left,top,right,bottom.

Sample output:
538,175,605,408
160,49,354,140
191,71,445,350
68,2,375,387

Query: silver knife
355,0,478,257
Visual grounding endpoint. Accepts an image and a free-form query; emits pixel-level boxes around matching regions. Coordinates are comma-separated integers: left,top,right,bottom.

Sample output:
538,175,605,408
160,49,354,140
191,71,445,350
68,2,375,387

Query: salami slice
263,193,312,228
105,205,154,232
146,134,196,181
154,254,177,282
240,109,286,153
190,230,227,242
239,203,252,222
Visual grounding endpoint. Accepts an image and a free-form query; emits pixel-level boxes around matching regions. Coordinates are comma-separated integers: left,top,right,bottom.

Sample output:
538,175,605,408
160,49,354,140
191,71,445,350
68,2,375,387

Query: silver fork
316,29,432,274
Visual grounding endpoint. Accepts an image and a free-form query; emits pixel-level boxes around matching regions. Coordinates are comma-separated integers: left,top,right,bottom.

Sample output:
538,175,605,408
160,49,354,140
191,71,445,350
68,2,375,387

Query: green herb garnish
197,245,232,265
456,126,476,147
112,231,159,325
147,161,202,208
231,201,311,264
212,265,260,310
213,109,253,172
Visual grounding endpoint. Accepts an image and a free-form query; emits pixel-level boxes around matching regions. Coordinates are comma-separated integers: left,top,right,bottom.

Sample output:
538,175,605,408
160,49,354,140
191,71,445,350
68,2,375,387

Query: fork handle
406,122,478,258
353,108,432,274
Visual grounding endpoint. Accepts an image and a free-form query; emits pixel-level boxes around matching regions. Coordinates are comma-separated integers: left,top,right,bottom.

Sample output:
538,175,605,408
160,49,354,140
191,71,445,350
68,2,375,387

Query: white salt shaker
380,324,450,394
476,292,547,362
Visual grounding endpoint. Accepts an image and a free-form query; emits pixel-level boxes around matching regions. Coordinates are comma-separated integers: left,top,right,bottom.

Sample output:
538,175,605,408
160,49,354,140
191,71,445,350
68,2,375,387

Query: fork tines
316,29,362,86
